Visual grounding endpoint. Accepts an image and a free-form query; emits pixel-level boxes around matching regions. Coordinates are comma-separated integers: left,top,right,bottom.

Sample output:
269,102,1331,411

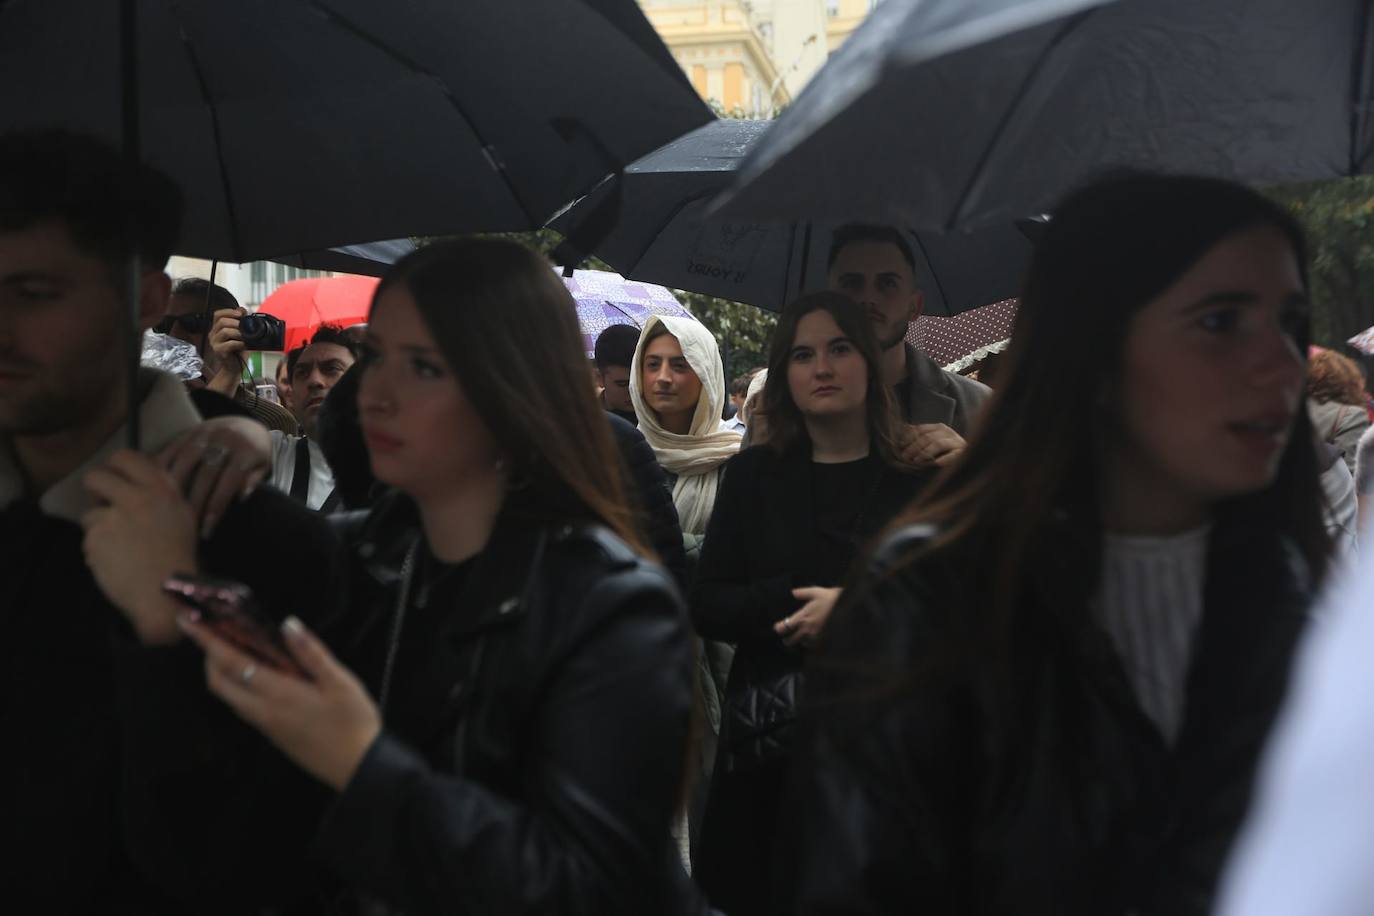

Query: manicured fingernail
282,616,305,638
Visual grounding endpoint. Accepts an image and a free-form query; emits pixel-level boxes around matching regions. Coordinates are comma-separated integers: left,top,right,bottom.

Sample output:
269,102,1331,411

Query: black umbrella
719,0,1374,231
270,238,416,278
0,0,709,443
550,119,1032,315
0,0,711,260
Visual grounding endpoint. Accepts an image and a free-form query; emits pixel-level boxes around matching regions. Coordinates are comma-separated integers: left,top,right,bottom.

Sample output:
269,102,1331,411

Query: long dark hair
885,172,1330,630
372,238,649,555
761,291,905,467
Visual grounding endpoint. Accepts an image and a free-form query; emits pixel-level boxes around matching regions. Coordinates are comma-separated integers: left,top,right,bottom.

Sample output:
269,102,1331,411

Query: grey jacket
898,344,993,435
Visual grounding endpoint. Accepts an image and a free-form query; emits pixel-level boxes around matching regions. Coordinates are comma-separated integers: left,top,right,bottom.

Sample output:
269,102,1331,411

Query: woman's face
357,286,501,498
787,309,869,420
642,332,703,423
1112,225,1307,511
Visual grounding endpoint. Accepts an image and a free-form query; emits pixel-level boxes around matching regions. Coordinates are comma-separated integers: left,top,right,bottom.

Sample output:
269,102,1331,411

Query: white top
267,431,335,511
1214,534,1374,916
1095,525,1211,744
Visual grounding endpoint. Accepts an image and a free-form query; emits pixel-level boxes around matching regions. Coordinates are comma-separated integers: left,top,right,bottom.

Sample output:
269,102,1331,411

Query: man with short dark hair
266,324,356,510
0,128,341,910
594,323,640,425
827,224,991,466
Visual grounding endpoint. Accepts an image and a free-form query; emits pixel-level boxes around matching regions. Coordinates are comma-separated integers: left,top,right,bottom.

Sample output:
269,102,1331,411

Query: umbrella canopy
0,0,712,261
260,275,378,352
720,0,1374,231
550,118,1032,315
270,238,416,278
559,269,697,358
906,298,1018,371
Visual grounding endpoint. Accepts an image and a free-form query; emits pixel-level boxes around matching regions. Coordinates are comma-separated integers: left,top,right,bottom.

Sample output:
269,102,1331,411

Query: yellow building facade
823,0,881,53
638,1,789,116
639,1,883,112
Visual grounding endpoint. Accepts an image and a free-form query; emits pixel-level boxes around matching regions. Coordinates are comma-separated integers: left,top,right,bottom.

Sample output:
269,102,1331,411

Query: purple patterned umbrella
559,269,697,358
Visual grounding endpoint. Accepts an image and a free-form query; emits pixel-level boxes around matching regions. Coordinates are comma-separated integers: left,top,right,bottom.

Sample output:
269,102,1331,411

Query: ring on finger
240,663,257,685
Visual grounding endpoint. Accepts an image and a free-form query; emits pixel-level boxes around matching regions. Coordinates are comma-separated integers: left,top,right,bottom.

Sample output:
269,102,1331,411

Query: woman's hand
82,450,200,645
179,613,382,792
157,418,272,538
776,586,842,648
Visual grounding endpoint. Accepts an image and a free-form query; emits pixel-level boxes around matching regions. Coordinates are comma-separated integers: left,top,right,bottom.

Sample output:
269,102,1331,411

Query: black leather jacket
311,494,703,916
121,493,705,916
780,518,1313,916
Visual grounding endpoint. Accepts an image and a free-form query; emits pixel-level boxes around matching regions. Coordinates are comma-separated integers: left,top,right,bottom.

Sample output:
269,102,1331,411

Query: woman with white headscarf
630,315,742,539
631,314,742,870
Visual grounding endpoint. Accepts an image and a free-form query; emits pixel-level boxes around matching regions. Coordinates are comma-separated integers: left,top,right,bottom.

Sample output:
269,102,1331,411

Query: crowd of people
0,125,1367,916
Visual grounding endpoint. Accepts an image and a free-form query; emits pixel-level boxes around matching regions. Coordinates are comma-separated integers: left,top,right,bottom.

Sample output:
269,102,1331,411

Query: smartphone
163,574,308,679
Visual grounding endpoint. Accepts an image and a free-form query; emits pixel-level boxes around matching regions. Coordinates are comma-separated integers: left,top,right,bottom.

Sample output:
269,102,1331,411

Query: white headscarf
630,315,742,535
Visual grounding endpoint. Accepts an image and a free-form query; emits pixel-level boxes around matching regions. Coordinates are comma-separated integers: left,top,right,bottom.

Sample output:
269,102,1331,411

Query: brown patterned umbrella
906,298,1018,373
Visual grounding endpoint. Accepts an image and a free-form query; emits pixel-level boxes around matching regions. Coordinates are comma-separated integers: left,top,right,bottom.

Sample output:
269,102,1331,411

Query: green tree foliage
1267,176,1374,348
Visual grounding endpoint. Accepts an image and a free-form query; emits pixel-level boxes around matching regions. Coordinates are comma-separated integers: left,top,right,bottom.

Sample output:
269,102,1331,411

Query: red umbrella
258,275,379,352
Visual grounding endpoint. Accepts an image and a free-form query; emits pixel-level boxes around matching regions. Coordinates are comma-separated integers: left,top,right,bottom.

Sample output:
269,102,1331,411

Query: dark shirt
811,456,889,584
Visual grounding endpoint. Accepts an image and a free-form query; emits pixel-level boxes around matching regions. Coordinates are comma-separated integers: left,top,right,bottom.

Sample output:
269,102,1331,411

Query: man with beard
827,224,991,467
0,128,343,911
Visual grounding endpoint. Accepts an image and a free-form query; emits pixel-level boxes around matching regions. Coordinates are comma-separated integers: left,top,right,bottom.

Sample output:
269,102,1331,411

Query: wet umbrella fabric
0,0,712,261
270,238,416,278
559,269,697,358
719,0,1374,231
259,275,379,352
550,119,1031,315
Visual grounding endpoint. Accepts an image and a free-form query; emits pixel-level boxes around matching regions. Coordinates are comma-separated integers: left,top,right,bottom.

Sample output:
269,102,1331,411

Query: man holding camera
161,278,298,434
265,324,356,511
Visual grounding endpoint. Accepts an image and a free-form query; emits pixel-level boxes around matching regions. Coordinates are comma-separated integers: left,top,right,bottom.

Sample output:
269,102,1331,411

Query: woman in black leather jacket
782,175,1333,916
128,238,701,915
692,293,928,915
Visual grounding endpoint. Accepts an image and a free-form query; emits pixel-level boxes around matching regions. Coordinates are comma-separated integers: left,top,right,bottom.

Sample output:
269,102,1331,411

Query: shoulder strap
289,437,311,503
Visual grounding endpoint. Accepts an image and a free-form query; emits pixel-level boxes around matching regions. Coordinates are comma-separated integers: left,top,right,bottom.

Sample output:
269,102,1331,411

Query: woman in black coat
90,239,703,915
783,174,1332,916
691,292,929,916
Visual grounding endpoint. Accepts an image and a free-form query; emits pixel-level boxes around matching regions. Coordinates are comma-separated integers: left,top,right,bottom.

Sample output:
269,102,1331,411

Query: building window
250,261,267,309
826,0,839,16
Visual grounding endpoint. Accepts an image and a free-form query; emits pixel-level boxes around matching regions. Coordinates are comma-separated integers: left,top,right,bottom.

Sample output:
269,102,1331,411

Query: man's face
291,341,355,435
0,220,165,437
598,364,633,413
275,357,293,410
828,240,924,351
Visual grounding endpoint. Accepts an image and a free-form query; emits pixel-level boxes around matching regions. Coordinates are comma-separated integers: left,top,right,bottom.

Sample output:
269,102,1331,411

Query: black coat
0,487,344,914
690,444,929,916
782,519,1313,916
121,492,703,916
607,410,688,590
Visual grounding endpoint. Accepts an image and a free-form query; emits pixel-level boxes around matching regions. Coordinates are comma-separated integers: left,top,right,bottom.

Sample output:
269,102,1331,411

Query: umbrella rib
626,190,716,274
908,230,952,317
168,0,245,260
303,0,542,226
944,9,1098,231
1350,0,1374,173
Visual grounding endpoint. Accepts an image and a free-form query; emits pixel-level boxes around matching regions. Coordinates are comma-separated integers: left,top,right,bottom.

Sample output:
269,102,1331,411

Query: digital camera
240,313,286,351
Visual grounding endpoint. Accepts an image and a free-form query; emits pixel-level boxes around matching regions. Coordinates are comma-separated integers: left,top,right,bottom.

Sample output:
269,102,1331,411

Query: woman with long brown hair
783,174,1331,916
692,292,929,916
87,238,704,915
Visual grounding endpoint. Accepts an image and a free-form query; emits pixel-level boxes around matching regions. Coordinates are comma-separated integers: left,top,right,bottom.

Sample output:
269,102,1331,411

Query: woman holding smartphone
87,238,703,915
